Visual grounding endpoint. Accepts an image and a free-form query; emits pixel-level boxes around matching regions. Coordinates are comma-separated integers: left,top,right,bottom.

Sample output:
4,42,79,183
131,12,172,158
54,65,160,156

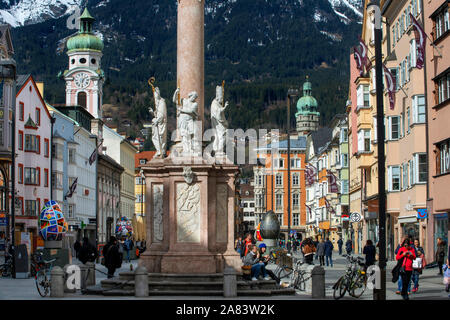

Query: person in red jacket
396,238,416,300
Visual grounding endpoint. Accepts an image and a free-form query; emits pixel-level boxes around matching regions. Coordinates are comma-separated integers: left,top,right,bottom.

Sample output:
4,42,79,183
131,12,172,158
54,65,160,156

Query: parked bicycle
333,254,367,299
270,251,294,280
32,252,57,297
290,257,310,291
0,252,12,277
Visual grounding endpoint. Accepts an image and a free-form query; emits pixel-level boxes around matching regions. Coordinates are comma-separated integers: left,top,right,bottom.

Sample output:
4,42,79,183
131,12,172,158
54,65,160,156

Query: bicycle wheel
294,273,306,291
350,273,367,298
36,270,49,297
333,276,347,300
276,266,293,280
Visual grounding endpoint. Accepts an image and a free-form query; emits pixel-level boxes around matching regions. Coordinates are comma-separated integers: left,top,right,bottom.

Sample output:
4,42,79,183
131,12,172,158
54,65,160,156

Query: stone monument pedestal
139,156,242,274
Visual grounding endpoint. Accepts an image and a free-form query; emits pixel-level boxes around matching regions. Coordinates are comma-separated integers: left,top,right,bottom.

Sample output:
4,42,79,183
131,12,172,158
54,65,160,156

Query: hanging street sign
350,212,362,223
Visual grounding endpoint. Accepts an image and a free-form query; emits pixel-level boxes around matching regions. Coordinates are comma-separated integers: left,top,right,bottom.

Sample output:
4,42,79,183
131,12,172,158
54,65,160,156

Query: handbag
391,257,405,283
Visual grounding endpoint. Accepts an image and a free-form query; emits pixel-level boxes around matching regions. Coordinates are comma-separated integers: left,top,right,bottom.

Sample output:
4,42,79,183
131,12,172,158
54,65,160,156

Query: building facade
103,125,137,220
0,24,15,251
97,154,123,245
424,0,450,261
14,75,52,252
134,151,157,217
240,184,256,231
382,0,428,256
255,136,308,239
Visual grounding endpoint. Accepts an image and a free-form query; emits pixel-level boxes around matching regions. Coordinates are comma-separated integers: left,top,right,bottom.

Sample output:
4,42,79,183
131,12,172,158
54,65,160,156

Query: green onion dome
66,8,104,52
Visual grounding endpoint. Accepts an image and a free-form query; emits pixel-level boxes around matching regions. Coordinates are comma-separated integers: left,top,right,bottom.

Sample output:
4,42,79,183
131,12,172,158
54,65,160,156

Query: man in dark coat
337,238,343,255
324,238,334,267
74,240,81,259
103,236,122,278
345,239,353,255
78,237,97,264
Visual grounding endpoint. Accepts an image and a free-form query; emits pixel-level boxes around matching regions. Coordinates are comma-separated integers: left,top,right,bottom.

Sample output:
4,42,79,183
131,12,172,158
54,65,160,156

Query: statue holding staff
211,82,229,156
148,78,167,158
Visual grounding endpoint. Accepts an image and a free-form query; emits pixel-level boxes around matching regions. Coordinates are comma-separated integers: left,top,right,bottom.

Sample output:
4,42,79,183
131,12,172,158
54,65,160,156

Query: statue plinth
139,156,241,274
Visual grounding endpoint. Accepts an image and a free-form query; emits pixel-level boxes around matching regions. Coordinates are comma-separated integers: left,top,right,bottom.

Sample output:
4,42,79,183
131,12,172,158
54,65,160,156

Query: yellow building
134,151,157,216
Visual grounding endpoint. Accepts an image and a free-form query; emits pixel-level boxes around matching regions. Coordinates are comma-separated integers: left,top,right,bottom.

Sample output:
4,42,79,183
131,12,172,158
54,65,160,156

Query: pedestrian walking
78,237,98,265
337,238,343,255
317,239,325,266
396,238,416,300
345,239,352,255
118,238,125,265
363,240,376,268
411,239,426,293
242,244,270,281
124,238,134,263
324,238,334,267
436,238,447,276
313,238,319,261
74,240,81,259
103,236,122,279
302,238,316,265
395,236,411,295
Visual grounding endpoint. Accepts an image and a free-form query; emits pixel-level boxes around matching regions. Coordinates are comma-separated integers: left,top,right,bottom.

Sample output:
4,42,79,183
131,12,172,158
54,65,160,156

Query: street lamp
367,0,387,301
287,88,299,253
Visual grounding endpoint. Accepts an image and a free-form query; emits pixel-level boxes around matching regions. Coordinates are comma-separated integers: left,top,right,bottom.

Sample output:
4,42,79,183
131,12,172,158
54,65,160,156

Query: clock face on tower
74,73,91,89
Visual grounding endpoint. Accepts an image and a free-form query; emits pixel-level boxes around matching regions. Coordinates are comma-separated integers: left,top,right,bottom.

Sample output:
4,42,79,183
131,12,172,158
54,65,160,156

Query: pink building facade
15,75,52,252
424,0,450,260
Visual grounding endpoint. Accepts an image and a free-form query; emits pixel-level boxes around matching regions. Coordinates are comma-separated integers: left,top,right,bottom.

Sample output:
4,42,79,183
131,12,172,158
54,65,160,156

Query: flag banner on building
358,36,372,73
353,47,363,76
65,178,78,199
88,147,98,165
325,198,336,215
305,164,317,186
383,64,396,110
410,13,426,69
306,205,312,217
327,171,339,193
256,222,263,241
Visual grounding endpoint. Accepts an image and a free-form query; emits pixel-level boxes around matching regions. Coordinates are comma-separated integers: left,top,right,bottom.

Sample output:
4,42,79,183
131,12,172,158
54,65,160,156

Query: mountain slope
9,0,362,135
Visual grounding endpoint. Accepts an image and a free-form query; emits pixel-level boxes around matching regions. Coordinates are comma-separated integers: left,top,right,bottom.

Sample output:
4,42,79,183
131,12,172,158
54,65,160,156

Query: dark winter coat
345,240,352,252
103,243,122,269
78,242,98,264
317,242,325,256
363,244,376,266
324,240,334,256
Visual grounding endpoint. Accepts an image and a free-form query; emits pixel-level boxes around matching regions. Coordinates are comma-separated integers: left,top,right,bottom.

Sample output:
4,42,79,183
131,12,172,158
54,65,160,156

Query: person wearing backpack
103,236,122,279
78,237,98,264
396,238,416,300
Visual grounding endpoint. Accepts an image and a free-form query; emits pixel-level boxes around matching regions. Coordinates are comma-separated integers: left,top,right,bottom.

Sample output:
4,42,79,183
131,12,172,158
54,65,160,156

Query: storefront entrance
434,213,448,253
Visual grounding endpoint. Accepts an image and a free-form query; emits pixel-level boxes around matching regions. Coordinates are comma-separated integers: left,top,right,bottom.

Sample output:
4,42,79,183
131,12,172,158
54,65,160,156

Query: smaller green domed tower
62,7,105,119
295,76,320,135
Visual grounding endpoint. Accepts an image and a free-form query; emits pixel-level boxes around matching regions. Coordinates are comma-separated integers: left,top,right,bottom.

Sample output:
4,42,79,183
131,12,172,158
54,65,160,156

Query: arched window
78,92,87,109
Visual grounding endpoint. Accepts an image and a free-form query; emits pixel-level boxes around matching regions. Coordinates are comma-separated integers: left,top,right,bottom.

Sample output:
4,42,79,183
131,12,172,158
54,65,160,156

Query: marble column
177,0,205,133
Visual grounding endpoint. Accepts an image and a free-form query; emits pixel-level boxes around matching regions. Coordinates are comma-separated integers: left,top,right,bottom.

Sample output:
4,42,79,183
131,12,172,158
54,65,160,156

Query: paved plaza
0,253,448,300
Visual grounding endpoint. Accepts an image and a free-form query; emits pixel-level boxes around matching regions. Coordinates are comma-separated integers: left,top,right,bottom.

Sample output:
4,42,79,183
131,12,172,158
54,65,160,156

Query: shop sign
417,209,427,219
0,218,7,226
350,212,362,222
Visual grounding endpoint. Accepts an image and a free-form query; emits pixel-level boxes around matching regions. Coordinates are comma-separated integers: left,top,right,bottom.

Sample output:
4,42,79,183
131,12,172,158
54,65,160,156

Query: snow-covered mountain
0,0,84,27
0,0,362,28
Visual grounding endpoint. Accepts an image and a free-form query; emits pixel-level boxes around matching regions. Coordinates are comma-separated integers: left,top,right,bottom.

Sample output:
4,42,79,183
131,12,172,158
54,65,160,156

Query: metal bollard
63,264,76,293
311,265,325,299
223,266,237,298
79,264,88,290
134,266,149,297
86,262,96,286
50,266,64,298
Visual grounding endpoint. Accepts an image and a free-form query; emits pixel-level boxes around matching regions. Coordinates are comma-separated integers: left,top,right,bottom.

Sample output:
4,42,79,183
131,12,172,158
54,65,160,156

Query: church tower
63,8,105,119
296,76,320,136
